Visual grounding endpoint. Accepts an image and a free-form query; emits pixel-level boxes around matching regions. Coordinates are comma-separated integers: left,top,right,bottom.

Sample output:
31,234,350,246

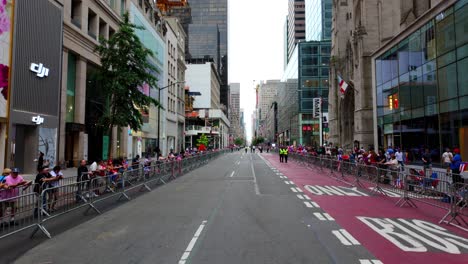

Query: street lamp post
157,81,185,156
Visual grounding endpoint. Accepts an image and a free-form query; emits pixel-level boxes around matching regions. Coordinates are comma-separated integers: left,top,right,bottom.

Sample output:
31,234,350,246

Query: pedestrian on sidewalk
442,148,453,174
3,168,31,225
76,160,91,202
48,166,64,212
422,148,432,177
0,168,11,227
450,148,462,184
36,151,44,173
395,148,404,171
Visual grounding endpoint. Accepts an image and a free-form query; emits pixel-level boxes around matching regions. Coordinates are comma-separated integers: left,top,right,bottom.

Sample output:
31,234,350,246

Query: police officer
283,147,289,163
279,146,284,163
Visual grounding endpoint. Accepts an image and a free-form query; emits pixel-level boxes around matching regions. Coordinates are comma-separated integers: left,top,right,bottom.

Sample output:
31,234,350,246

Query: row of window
376,1,468,118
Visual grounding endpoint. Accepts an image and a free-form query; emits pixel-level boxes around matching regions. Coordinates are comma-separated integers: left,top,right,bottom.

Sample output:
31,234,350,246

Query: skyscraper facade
287,0,306,63
185,0,229,112
305,0,332,41
229,83,241,139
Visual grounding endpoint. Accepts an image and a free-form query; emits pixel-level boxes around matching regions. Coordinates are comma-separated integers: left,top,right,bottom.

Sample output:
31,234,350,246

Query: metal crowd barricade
0,149,228,240
0,192,45,239
287,152,468,228
440,182,468,227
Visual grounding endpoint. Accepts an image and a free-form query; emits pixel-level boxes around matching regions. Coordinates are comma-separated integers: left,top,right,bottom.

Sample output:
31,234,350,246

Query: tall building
328,0,436,151
240,108,246,140
265,102,278,144
60,0,125,167
305,0,332,41
286,0,305,63
372,0,468,163
278,80,299,145
298,41,331,146
229,83,241,140
258,80,280,122
164,17,187,154
185,62,229,149
185,0,229,114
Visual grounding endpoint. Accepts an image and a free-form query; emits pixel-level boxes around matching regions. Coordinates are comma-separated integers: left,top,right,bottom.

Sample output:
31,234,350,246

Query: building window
66,53,77,122
71,0,82,28
88,9,98,39
99,18,107,40
120,0,126,15
458,56,468,96
437,63,457,101
436,8,455,56
109,27,116,38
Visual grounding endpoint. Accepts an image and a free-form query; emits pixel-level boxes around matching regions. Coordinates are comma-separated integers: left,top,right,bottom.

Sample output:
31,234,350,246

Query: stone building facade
328,0,439,150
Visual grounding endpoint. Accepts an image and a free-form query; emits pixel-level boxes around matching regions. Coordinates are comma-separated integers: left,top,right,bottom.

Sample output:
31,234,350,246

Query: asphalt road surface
14,151,466,264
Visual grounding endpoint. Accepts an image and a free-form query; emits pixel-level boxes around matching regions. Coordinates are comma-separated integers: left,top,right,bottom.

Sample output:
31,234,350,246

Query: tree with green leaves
197,134,209,151
252,136,265,146
95,13,160,155
197,134,209,147
234,137,244,146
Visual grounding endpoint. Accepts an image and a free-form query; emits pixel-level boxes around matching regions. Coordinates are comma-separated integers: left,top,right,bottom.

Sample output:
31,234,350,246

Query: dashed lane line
178,220,207,264
359,260,383,264
314,212,335,221
332,229,360,246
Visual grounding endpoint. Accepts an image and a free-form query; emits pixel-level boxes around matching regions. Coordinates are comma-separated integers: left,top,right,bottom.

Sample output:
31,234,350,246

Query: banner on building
312,98,321,118
0,0,13,118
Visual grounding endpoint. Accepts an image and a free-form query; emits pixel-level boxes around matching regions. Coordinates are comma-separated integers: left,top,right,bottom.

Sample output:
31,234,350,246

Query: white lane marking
284,181,291,185
323,213,335,221
311,202,320,208
332,230,352,245
304,201,313,208
314,213,327,221
339,229,360,245
295,187,303,193
178,220,207,264
236,161,240,165
359,260,383,264
291,187,298,193
297,194,304,200
303,195,311,200
250,160,260,195
230,171,235,177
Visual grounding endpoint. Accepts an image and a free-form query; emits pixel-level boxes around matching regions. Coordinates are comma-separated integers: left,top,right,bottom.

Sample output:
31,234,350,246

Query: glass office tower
374,1,468,163
186,0,228,112
305,0,332,41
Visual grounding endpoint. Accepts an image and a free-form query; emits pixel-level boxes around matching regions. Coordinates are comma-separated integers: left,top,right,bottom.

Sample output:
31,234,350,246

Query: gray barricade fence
286,152,468,229
0,149,229,240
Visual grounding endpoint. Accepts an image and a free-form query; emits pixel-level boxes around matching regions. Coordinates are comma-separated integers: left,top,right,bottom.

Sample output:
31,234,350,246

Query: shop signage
32,115,44,125
313,98,321,118
30,62,49,78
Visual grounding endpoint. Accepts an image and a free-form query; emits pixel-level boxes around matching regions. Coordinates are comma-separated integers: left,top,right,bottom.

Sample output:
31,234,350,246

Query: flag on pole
338,75,349,95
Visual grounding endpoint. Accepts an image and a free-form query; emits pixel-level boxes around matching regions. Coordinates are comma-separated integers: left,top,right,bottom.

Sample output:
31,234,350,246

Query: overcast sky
228,0,288,141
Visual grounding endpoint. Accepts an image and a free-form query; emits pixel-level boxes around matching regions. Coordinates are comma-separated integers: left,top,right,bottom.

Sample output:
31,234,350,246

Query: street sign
313,98,321,118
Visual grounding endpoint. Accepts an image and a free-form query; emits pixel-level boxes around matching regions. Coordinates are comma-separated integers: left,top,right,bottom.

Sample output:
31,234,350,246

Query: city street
13,151,468,264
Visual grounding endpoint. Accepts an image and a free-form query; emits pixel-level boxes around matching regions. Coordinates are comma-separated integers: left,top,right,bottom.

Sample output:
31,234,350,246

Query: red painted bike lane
262,153,468,264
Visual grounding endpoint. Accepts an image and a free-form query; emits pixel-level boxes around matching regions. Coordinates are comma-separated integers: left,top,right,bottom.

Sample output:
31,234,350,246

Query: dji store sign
7,0,63,173
30,63,49,78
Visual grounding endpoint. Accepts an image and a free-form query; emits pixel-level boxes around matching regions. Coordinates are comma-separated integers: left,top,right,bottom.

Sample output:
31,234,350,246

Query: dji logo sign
32,115,44,125
30,63,49,78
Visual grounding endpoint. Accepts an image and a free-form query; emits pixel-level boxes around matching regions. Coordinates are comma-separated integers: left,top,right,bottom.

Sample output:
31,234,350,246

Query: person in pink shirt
1,168,31,226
